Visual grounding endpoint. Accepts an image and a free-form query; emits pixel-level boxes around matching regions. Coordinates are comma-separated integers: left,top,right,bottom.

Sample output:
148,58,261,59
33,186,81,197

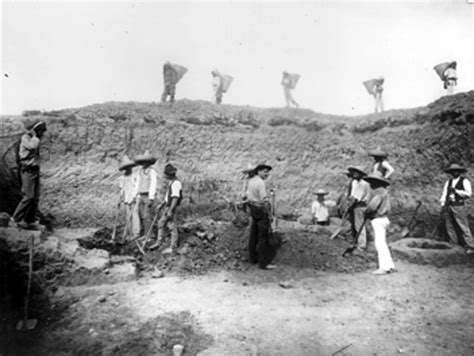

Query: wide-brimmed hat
347,166,367,176
164,163,177,176
363,174,390,187
444,163,466,174
242,164,255,174
369,149,388,158
254,163,272,172
313,189,328,196
119,155,136,171
134,150,156,165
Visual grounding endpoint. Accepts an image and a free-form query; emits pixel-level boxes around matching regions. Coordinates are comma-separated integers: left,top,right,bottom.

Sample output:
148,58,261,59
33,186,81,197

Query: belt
448,202,464,206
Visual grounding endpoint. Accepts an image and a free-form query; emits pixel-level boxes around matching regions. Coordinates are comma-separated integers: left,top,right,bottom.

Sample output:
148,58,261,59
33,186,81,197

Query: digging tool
401,200,422,238
330,199,356,240
141,201,166,250
111,200,122,242
17,235,37,331
342,218,367,257
270,189,277,231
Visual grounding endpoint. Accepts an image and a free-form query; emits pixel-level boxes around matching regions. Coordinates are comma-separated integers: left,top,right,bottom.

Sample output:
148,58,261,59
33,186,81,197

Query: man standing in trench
10,121,47,230
439,163,474,254
246,163,277,270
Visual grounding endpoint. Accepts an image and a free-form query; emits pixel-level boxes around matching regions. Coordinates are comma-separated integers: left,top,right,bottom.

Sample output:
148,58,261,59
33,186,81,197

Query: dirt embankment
1,92,473,232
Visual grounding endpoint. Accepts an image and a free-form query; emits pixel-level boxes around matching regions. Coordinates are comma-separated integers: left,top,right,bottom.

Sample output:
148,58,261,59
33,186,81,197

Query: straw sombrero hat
242,164,255,174
369,149,388,158
313,189,328,195
119,155,136,171
134,150,157,165
444,163,466,174
347,166,367,176
363,174,390,186
254,163,272,172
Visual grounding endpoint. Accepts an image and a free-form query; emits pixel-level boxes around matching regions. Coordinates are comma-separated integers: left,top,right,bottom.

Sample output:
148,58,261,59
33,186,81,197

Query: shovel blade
16,319,37,330
330,227,342,240
401,228,410,238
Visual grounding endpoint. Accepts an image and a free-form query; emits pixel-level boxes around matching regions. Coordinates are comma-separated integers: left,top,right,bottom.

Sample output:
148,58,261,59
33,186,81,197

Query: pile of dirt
1,92,473,234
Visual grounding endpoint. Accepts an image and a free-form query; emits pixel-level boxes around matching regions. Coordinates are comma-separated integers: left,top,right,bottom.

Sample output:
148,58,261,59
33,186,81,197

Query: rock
279,281,294,289
151,269,165,278
97,296,107,303
73,247,109,272
106,262,137,282
0,212,10,227
0,227,43,252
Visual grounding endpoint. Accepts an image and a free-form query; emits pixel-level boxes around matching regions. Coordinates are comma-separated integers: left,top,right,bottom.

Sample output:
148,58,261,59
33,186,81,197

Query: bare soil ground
2,225,474,356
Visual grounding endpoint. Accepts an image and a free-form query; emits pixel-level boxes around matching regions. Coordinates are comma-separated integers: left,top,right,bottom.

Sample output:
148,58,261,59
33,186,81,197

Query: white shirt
137,167,158,200
119,171,138,204
311,199,336,222
444,67,457,80
350,179,371,203
373,161,394,179
440,176,471,206
165,179,182,204
247,176,267,203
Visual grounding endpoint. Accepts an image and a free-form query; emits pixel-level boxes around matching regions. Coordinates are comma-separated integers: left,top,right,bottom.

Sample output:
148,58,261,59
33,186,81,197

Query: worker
247,163,276,270
118,155,138,241
374,77,384,113
133,151,158,239
443,62,457,96
211,69,224,104
439,164,474,254
369,149,394,179
10,121,47,230
311,189,334,226
161,61,178,103
363,174,395,275
152,163,183,254
281,71,299,108
347,166,371,251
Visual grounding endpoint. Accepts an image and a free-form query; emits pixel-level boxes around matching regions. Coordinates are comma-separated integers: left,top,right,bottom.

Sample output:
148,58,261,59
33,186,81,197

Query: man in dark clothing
439,164,474,254
246,163,276,270
161,61,178,103
10,121,47,230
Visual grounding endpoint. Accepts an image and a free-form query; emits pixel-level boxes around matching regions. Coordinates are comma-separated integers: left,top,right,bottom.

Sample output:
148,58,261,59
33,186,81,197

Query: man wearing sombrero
133,151,158,239
246,163,277,270
440,164,474,254
347,166,371,251
118,155,138,240
10,120,47,230
369,149,394,179
363,174,395,275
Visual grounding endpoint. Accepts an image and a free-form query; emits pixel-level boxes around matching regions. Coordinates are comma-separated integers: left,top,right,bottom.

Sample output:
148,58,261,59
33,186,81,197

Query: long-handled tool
141,201,166,250
401,200,422,238
270,189,277,231
111,200,121,243
17,235,37,330
342,218,367,257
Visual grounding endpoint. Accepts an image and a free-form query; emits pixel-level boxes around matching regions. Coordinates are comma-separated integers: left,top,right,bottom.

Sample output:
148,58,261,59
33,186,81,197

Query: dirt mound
1,92,473,235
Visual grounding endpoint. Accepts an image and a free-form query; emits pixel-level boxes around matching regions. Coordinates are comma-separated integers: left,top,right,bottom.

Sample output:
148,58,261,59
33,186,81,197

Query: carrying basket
363,77,384,95
220,74,233,93
172,64,188,83
433,61,456,81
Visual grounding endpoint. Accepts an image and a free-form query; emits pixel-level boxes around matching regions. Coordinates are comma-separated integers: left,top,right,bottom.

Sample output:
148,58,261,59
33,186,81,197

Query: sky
1,0,473,116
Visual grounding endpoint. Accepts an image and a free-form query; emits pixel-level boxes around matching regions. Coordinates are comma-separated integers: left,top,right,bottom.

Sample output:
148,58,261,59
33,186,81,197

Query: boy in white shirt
311,189,335,226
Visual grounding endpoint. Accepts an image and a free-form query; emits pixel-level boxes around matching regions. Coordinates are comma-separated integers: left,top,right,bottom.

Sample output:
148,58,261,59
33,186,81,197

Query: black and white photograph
1,0,474,354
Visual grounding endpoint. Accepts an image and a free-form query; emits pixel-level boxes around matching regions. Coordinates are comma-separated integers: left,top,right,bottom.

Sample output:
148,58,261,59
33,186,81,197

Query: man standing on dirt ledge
161,61,178,103
439,164,474,254
246,163,277,270
151,163,182,254
10,120,47,230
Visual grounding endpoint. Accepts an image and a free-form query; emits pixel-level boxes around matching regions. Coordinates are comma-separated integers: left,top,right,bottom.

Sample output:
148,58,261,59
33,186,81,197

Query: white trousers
371,217,395,271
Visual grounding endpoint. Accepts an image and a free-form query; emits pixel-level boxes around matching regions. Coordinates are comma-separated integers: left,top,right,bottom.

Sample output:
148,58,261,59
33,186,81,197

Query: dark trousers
443,205,474,249
12,167,40,223
161,84,176,102
248,205,275,268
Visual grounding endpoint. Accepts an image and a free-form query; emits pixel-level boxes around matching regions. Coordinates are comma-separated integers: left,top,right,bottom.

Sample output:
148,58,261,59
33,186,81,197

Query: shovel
17,235,37,330
401,200,422,238
342,218,367,257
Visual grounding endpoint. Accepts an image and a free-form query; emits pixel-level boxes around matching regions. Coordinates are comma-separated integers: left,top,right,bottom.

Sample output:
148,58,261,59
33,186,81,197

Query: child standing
311,189,334,226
